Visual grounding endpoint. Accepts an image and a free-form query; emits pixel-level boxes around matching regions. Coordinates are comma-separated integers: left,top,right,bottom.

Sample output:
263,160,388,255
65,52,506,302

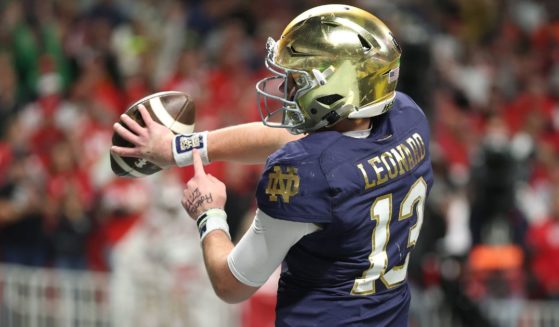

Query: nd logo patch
265,166,300,203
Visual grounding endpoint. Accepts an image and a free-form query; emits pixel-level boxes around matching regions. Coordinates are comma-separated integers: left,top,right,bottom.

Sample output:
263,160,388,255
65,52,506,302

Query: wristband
196,208,230,242
173,131,210,167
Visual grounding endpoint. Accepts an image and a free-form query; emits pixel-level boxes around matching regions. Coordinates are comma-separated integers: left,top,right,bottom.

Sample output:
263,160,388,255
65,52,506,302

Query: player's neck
331,118,372,133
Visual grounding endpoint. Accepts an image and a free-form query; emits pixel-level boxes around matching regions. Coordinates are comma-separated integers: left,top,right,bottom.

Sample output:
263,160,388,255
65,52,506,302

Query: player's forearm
207,122,302,164
201,231,258,303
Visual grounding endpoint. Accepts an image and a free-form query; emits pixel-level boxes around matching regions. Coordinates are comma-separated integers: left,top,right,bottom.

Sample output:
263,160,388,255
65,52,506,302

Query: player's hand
110,104,175,168
182,149,227,219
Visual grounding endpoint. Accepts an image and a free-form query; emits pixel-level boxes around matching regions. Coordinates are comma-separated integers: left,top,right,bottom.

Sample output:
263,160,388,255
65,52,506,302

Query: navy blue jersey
256,92,434,327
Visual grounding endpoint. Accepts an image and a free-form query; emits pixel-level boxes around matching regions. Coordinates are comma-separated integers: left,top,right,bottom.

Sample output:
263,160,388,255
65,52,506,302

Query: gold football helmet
256,5,402,134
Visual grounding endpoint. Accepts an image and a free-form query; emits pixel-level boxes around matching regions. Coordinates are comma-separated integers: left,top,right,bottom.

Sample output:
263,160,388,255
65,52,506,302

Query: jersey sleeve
256,144,333,224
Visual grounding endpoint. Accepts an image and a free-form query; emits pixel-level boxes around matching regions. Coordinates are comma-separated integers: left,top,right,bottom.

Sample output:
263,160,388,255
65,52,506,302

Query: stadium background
1,0,559,326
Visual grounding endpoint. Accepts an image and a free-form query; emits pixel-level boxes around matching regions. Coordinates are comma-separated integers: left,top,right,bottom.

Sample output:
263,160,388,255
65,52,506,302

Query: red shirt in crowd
527,218,559,296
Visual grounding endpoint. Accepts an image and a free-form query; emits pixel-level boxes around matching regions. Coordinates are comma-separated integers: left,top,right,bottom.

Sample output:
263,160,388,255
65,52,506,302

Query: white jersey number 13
351,177,427,295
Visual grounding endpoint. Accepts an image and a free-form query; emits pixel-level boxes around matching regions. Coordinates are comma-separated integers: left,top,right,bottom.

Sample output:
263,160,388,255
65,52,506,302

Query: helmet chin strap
307,104,355,133
347,92,396,119
290,93,396,134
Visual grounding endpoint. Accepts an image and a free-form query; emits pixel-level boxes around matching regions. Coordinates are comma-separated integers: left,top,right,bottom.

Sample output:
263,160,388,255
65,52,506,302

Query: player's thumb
192,149,205,177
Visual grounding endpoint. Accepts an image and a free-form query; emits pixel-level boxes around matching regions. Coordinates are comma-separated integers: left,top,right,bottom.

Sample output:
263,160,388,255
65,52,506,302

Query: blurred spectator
88,177,149,271
469,115,528,246
0,155,48,267
527,186,559,299
0,119,48,266
161,48,208,104
0,53,20,133
8,1,71,101
50,190,91,269
46,139,93,269
110,170,225,327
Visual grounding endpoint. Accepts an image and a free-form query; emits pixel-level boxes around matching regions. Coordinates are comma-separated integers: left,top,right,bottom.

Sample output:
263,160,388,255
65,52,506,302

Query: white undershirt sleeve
227,209,320,287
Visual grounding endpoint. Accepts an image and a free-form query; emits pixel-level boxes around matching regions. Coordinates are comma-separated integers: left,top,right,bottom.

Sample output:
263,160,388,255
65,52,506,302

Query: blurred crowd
1,0,559,321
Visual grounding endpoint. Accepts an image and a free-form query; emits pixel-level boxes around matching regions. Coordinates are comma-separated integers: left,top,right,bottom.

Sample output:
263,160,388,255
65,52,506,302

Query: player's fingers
110,146,141,158
120,114,145,136
192,149,206,177
113,123,141,144
138,104,154,127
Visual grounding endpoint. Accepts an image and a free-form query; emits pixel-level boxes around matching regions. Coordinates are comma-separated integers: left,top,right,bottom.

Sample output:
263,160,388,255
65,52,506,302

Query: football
110,91,195,178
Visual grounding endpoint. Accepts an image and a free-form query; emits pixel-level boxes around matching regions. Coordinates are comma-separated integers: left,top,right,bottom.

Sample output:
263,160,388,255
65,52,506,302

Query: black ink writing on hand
186,188,214,216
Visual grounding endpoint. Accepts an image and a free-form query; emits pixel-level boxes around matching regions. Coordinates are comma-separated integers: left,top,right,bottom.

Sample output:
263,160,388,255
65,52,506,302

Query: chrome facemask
256,38,316,134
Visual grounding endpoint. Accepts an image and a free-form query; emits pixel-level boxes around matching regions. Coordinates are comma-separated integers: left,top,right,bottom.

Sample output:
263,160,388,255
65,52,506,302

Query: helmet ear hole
316,94,343,105
358,34,372,52
310,108,318,115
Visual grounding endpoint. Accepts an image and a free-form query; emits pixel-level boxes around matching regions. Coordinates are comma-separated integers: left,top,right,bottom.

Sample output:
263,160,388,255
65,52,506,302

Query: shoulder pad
256,141,333,224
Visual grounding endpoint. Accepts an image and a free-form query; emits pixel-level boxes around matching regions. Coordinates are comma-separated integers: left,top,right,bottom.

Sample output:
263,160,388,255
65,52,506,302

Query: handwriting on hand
185,188,214,217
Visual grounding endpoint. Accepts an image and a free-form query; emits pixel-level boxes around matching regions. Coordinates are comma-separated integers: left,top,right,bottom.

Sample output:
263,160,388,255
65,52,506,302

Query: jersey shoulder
256,132,341,224
390,91,434,188
390,91,430,140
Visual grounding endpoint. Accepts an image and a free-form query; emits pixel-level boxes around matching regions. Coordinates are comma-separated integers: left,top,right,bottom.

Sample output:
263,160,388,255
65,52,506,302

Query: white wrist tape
196,208,230,242
173,131,210,167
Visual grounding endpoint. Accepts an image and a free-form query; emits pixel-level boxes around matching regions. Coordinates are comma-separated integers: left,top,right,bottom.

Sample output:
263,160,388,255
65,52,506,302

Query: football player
112,5,433,326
